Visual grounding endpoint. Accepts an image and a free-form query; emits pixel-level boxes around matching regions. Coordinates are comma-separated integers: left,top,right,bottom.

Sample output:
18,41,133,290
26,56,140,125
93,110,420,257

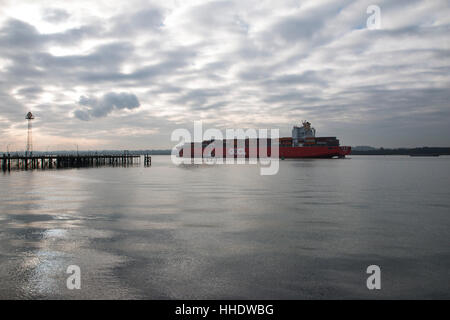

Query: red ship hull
280,146,351,158
180,145,351,159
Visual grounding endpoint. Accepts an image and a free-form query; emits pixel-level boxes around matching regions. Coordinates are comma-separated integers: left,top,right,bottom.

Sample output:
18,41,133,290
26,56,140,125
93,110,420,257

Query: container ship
179,121,351,159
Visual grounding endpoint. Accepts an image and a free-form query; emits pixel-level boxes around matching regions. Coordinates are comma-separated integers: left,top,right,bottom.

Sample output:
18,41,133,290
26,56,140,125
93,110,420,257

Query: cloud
109,8,164,35
0,18,101,54
0,0,449,149
16,86,43,99
42,8,70,23
0,19,42,50
73,109,91,121
75,92,141,120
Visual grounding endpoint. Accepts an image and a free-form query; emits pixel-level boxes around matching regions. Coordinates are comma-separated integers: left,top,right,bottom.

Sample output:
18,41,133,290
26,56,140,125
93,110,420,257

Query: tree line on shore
351,147,450,155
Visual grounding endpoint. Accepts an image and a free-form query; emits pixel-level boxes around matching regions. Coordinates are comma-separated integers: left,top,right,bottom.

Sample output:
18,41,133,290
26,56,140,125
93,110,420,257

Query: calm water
0,155,449,299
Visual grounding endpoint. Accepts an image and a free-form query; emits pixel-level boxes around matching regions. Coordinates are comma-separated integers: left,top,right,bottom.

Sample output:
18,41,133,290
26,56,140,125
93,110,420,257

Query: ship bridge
292,121,316,147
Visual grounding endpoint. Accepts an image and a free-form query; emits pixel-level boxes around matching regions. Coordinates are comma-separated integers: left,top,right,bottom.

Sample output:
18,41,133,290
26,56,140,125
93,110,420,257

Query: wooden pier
1,153,148,171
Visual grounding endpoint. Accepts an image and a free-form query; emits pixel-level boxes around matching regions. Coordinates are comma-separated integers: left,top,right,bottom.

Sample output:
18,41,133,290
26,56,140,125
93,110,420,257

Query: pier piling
144,154,152,166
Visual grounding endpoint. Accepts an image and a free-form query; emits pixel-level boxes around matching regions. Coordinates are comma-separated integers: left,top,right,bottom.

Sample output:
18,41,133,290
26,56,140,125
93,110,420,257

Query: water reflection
0,156,449,299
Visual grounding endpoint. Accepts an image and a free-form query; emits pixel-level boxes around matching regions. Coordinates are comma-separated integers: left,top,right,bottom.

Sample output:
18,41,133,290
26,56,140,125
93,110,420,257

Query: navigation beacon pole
26,112,34,157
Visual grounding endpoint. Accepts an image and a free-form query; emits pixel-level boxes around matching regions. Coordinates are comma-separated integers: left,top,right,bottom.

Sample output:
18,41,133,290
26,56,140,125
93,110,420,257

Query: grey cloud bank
75,92,141,120
0,0,449,150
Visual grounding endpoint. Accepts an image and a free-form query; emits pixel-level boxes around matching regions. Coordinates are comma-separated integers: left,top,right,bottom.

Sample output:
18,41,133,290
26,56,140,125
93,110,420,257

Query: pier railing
1,153,151,171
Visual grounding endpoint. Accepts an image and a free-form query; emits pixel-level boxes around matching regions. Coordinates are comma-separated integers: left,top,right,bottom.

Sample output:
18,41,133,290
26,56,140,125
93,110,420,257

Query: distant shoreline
3,148,450,157
351,147,450,156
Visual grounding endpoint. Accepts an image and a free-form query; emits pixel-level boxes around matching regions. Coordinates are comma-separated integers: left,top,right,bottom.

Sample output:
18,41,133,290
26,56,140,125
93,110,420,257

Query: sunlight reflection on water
0,156,449,299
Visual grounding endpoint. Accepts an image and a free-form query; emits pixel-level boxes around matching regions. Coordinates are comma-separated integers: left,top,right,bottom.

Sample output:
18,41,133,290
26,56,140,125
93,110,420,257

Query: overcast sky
0,0,449,150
